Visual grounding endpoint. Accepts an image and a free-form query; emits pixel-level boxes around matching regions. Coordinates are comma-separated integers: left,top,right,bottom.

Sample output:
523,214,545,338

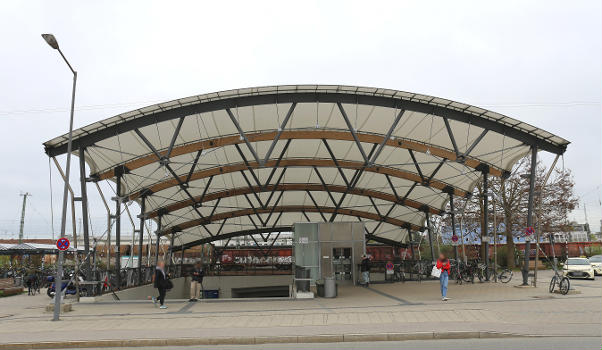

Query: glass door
332,247,352,281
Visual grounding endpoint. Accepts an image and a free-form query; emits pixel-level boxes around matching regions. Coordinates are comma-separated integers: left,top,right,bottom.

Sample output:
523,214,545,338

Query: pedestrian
189,262,204,302
360,254,371,287
152,261,170,309
25,270,36,296
437,253,451,301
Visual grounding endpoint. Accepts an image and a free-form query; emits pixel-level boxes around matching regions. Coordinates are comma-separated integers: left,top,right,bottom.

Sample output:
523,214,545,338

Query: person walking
360,254,371,287
25,270,36,296
152,261,170,309
437,253,451,301
189,262,204,302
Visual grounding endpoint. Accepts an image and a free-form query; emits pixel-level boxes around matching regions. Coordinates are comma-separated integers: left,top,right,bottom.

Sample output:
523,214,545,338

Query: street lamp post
42,34,77,321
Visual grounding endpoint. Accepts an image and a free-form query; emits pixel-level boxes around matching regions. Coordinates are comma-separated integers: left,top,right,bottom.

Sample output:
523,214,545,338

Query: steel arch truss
43,85,569,252
170,226,408,252
146,183,444,218
93,129,507,181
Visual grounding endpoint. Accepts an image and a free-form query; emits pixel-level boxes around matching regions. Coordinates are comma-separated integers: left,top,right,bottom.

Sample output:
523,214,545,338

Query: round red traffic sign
56,237,70,251
451,235,459,242
386,262,394,270
525,227,534,236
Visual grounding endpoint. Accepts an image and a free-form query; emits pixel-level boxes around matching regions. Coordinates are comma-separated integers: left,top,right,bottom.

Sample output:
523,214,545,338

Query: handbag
431,265,441,278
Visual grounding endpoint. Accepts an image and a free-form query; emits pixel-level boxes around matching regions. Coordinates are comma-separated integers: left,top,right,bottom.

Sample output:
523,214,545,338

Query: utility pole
19,193,31,244
583,202,592,240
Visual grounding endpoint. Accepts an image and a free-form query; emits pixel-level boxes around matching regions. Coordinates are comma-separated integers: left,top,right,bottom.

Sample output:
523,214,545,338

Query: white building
545,222,592,243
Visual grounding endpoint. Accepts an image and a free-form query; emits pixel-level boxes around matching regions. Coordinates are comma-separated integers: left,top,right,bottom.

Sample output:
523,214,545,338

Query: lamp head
41,34,59,50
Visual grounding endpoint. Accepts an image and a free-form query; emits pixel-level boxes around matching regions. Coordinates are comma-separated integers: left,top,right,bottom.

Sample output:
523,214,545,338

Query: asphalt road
70,337,602,350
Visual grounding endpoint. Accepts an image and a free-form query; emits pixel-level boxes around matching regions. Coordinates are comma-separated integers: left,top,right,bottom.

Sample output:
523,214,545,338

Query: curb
0,331,529,349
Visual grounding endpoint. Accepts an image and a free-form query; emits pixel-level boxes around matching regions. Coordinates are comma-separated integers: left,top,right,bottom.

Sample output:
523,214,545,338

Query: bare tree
443,155,577,268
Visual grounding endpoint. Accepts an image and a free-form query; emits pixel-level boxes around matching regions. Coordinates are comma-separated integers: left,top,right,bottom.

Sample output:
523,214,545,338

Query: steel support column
180,246,185,276
522,146,537,285
78,148,91,275
408,229,415,259
137,196,146,284
449,193,458,260
154,216,162,268
482,171,490,280
95,182,112,270
114,174,122,290
426,212,435,261
168,234,175,274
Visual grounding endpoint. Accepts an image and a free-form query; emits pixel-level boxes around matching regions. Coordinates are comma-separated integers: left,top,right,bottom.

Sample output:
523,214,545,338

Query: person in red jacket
436,253,451,301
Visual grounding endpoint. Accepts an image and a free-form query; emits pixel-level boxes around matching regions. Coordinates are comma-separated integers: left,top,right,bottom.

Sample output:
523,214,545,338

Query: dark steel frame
47,88,566,257
45,92,568,157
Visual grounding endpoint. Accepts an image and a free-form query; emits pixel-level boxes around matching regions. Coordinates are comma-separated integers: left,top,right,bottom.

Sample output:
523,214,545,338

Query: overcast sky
0,0,600,240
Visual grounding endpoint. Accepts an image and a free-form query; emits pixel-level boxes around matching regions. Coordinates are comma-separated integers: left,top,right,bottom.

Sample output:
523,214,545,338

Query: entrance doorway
332,247,352,282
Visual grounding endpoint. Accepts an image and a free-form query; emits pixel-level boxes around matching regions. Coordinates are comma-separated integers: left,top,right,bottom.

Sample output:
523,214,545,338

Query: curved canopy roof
44,85,569,249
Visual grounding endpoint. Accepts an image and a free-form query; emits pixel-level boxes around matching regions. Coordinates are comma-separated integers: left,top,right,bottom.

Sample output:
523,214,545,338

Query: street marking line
173,302,196,314
365,287,416,305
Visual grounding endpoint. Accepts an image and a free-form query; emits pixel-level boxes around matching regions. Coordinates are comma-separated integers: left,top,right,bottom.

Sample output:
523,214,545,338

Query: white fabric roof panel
43,85,569,248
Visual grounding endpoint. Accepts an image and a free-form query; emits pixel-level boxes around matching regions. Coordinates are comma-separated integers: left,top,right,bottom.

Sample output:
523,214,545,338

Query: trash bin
316,280,325,297
324,276,337,298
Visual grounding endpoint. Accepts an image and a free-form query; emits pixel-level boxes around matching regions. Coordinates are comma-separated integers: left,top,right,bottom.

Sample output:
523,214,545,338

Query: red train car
216,245,415,270
450,242,601,261
366,245,413,263
509,241,601,260
215,242,600,271
218,248,292,270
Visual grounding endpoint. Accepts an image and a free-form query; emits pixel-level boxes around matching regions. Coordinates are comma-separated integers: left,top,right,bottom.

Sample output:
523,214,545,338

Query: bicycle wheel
549,276,557,293
476,270,484,283
499,269,512,283
559,277,570,295
462,269,473,283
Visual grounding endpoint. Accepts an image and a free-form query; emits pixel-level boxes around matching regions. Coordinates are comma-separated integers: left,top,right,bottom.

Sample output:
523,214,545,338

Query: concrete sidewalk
0,270,599,348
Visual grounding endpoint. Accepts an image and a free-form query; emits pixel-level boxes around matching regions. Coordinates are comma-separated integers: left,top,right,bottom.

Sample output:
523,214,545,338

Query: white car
563,258,595,280
588,255,602,275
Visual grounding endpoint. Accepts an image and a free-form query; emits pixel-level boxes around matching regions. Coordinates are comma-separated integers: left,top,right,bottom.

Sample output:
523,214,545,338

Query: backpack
165,278,173,290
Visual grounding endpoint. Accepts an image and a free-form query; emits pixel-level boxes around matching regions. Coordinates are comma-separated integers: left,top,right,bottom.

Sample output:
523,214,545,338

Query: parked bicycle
491,265,513,283
450,260,464,284
549,269,570,295
413,260,432,282
459,260,479,283
392,264,406,283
